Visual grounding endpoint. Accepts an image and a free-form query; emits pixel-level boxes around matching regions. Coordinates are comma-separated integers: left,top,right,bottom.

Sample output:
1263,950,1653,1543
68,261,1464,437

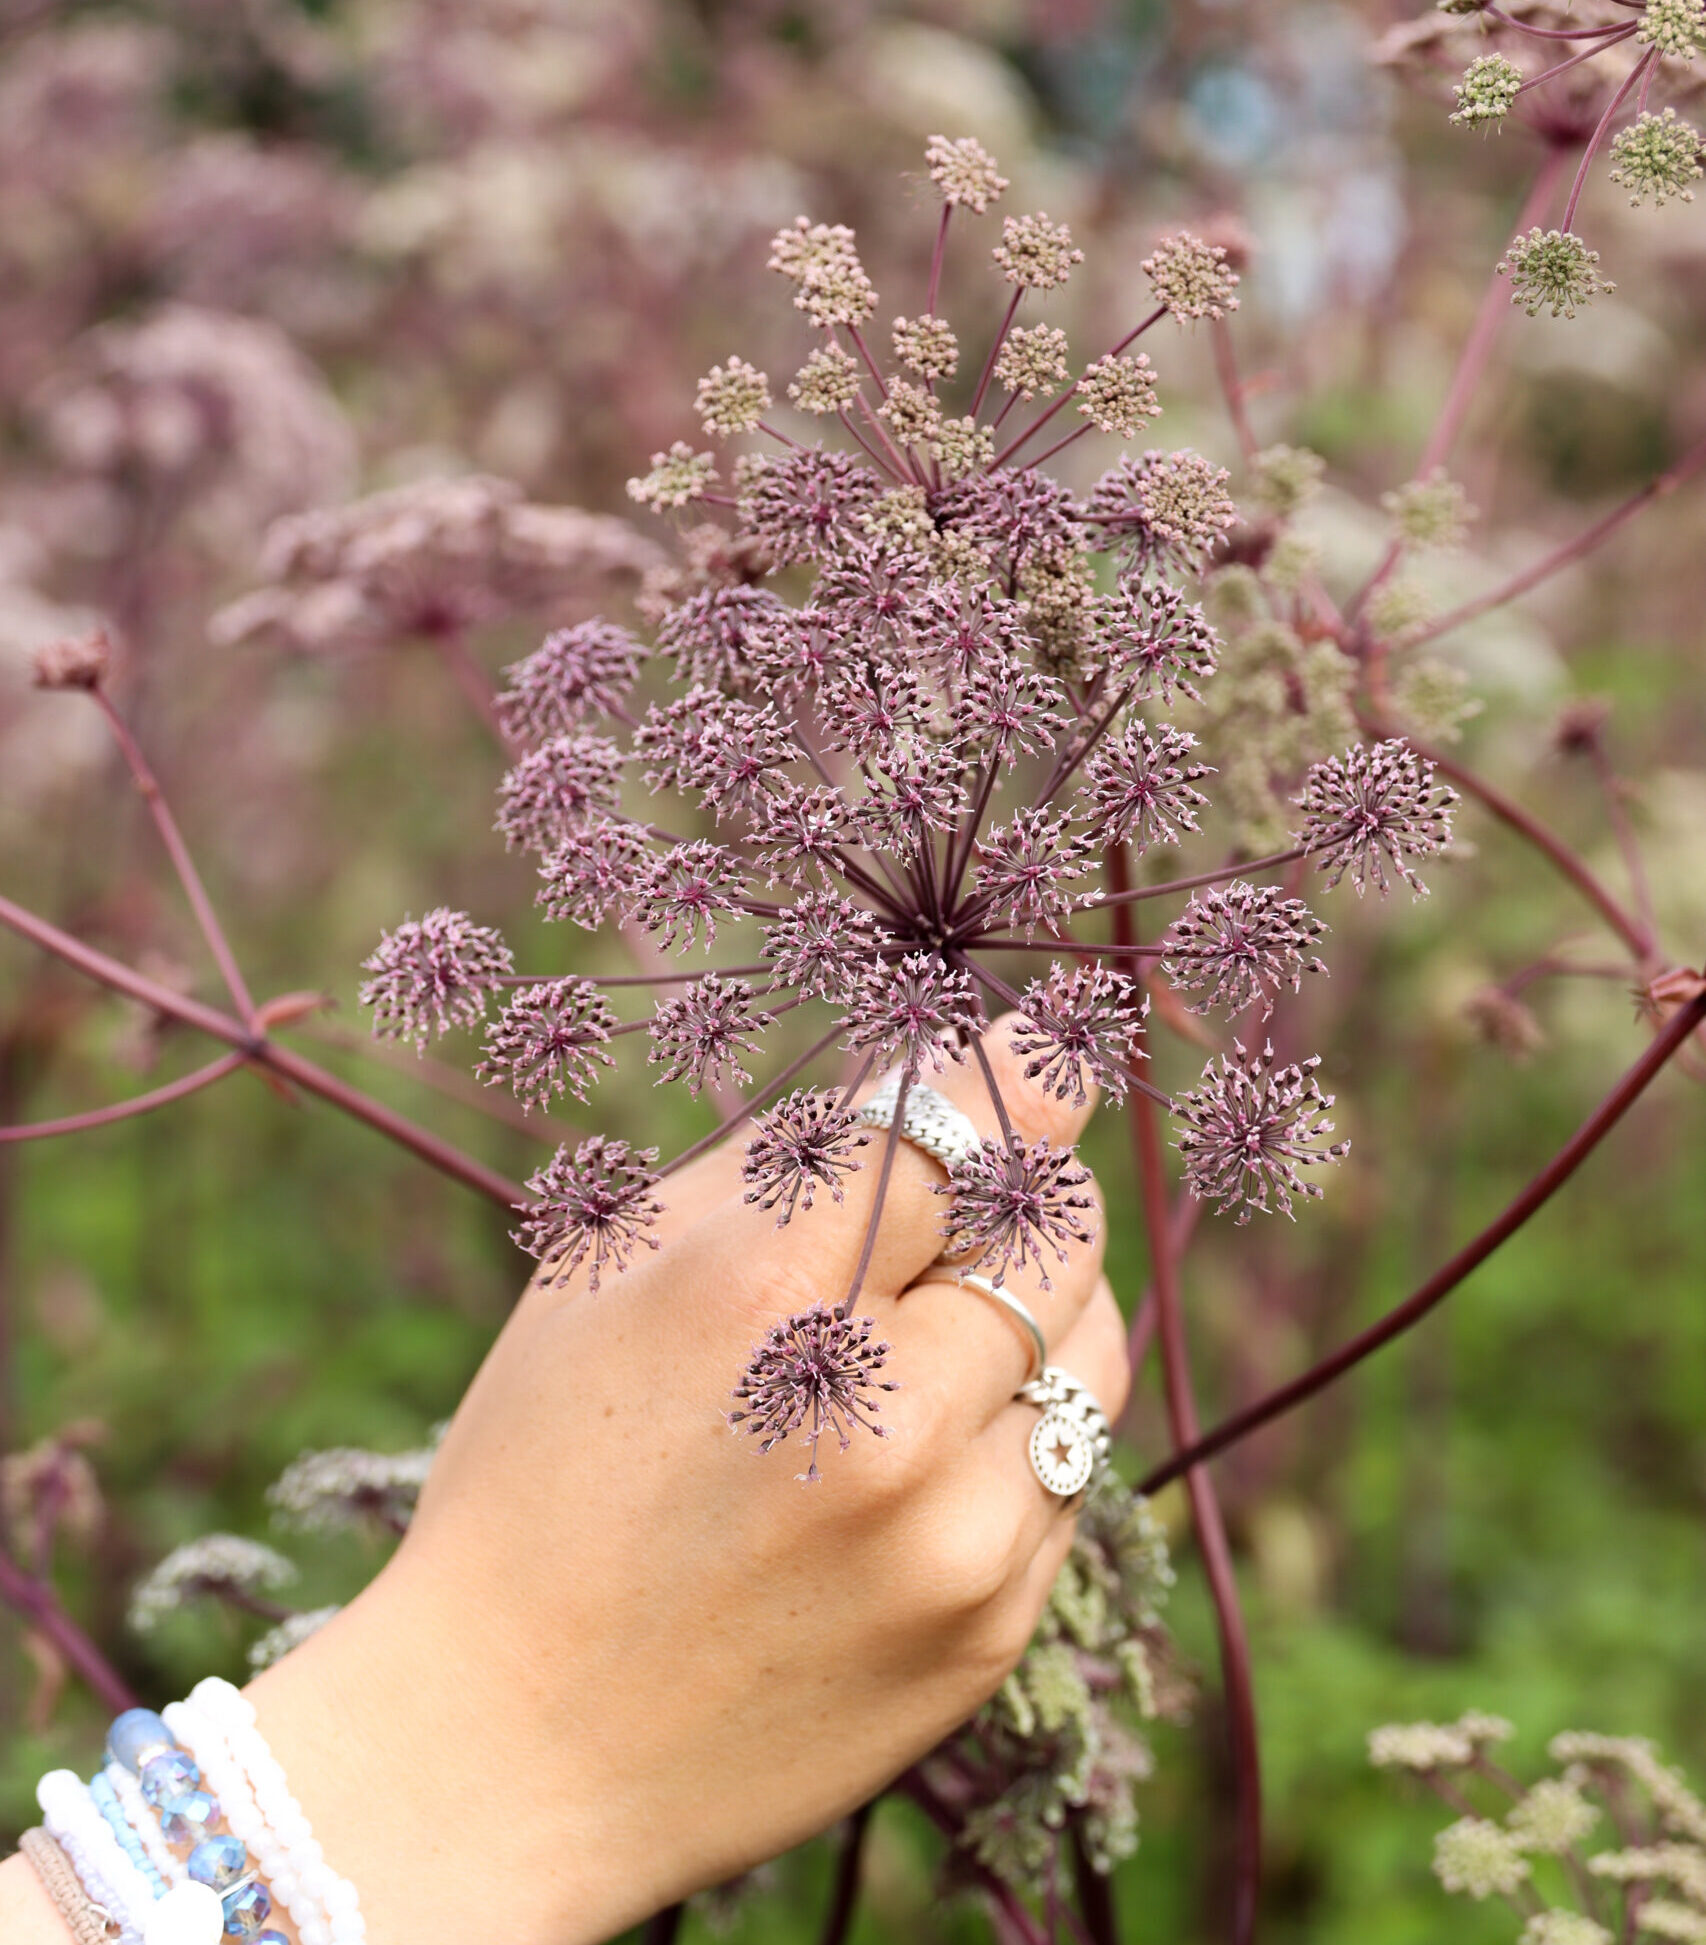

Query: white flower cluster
128,1534,297,1633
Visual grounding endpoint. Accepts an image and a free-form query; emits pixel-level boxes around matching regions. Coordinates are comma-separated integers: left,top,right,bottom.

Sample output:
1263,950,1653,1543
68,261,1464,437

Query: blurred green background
2,1,1704,1939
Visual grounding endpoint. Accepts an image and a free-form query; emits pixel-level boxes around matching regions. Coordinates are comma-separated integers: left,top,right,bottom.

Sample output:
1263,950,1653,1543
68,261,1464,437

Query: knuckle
913,1503,1023,1618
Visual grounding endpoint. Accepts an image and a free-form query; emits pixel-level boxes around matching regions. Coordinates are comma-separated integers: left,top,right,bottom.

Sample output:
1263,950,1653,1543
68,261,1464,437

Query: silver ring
906,1270,1046,1385
856,1072,983,1175
1016,1365,1111,1498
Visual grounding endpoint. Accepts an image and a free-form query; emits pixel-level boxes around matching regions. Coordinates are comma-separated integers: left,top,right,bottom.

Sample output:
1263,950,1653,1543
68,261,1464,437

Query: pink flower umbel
729,1307,898,1483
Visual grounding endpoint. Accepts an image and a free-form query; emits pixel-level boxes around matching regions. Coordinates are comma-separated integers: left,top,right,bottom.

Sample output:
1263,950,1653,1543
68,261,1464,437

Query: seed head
788,342,861,415
495,731,626,854
627,440,718,509
497,620,645,744
695,357,771,437
1383,470,1475,550
1163,882,1329,1019
742,1090,869,1226
1249,444,1325,518
729,1305,898,1482
1451,53,1523,126
1142,232,1240,323
1637,0,1704,59
1084,450,1238,579
1609,108,1703,205
1075,354,1162,437
1080,719,1213,851
647,974,770,1096
891,314,958,380
937,1136,1098,1290
477,977,618,1108
996,325,1072,400
1295,740,1459,896
635,840,750,950
1497,228,1614,319
925,134,1009,213
993,213,1084,291
32,627,113,691
513,1136,664,1292
1173,1041,1350,1223
1008,965,1149,1106
844,952,979,1071
1432,1818,1530,1900
360,908,513,1047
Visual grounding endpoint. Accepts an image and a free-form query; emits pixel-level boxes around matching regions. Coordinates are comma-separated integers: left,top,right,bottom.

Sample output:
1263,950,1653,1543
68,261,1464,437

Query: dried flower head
477,978,618,1108
1085,450,1239,579
996,325,1072,400
1296,741,1460,896
360,908,513,1047
129,1536,296,1634
742,1090,869,1225
695,358,771,438
1250,445,1325,518
1008,966,1149,1106
729,1306,898,1482
1383,470,1476,549
1142,232,1240,323
1080,720,1213,850
513,1136,665,1292
1508,1780,1599,1854
1174,1042,1350,1222
1638,0,1704,59
628,441,718,510
268,1444,435,1534
1076,354,1162,437
1609,108,1704,205
1163,883,1329,1019
496,621,646,745
788,342,861,415
32,628,113,691
1451,53,1523,126
892,314,958,380
248,1606,340,1672
926,134,1009,213
993,213,1084,291
1433,1818,1531,1900
1498,229,1614,319
938,1136,1098,1289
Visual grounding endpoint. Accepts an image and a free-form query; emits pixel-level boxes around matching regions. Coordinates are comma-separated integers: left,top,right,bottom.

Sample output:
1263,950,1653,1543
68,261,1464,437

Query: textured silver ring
906,1270,1047,1386
1016,1365,1112,1498
856,1072,984,1175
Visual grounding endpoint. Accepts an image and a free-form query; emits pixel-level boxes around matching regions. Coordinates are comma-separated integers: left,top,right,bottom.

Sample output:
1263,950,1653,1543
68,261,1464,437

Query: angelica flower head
1609,109,1704,206
360,908,513,1048
1498,229,1614,319
1451,53,1523,127
729,1307,898,1483
1433,1818,1531,1899
1637,0,1705,60
1142,232,1241,323
925,134,1009,213
129,1535,296,1634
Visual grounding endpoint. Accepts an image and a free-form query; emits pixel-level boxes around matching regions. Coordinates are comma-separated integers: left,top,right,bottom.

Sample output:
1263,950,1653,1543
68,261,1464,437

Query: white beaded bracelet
37,1769,152,1944
159,1699,273,1912
105,1761,187,1887
189,1678,365,1945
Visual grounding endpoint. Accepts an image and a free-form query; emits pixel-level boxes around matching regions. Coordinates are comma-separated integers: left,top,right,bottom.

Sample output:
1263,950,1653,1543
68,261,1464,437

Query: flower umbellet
359,141,1456,1472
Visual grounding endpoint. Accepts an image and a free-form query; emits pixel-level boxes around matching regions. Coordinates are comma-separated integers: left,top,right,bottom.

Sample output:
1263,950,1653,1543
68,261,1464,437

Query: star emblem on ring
1029,1407,1095,1496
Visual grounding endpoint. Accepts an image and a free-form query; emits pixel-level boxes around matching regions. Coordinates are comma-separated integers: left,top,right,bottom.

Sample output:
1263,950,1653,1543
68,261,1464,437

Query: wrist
244,1547,653,1945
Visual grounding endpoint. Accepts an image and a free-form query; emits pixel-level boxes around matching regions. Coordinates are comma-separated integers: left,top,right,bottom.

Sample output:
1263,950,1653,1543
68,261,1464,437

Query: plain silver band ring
906,1270,1047,1386
855,1074,983,1176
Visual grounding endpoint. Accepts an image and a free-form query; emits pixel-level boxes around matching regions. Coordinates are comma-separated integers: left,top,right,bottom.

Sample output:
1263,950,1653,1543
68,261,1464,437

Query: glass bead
160,1789,221,1845
141,1750,202,1806
254,1936,290,1945
221,1881,273,1939
108,1708,175,1774
187,1833,248,1891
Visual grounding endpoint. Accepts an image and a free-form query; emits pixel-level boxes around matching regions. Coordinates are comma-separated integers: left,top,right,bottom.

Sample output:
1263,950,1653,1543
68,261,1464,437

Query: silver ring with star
1016,1365,1112,1499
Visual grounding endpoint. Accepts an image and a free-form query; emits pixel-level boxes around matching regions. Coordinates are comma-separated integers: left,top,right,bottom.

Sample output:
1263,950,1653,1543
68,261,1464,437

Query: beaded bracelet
88,1773,167,1901
103,1766,185,1890
18,1827,120,1945
36,1771,151,1944
184,1680,365,1945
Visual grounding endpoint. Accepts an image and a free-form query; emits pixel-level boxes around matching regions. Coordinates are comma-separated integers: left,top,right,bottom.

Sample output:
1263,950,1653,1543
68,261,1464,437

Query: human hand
248,1014,1129,1945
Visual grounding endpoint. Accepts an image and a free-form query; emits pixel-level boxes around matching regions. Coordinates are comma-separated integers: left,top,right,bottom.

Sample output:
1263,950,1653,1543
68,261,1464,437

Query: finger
982,1276,1131,1555
892,1185,1106,1424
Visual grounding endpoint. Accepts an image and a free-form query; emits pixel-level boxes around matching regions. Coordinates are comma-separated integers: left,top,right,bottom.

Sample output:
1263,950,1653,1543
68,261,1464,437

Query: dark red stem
0,1545,135,1713
0,1053,247,1142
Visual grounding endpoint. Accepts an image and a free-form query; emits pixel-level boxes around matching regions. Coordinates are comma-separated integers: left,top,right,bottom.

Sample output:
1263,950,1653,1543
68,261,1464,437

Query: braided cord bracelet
18,1827,119,1945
